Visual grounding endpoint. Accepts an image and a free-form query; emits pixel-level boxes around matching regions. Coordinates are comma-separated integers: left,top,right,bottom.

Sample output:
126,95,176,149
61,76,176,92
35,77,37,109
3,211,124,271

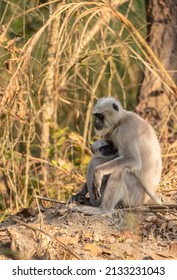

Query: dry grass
0,0,176,213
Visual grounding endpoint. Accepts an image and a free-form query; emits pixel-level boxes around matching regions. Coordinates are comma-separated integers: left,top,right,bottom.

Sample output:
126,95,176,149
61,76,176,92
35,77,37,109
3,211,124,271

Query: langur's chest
110,126,134,155
111,127,125,144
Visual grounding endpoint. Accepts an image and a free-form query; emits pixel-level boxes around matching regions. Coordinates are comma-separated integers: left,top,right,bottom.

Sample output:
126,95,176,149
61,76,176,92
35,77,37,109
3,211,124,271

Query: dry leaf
57,236,79,245
122,231,141,242
106,235,116,244
150,243,177,260
84,232,93,240
166,243,177,258
144,214,157,223
84,243,102,256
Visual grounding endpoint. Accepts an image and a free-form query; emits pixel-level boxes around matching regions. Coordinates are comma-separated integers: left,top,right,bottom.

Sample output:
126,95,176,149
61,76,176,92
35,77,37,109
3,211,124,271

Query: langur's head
92,97,123,137
91,139,118,157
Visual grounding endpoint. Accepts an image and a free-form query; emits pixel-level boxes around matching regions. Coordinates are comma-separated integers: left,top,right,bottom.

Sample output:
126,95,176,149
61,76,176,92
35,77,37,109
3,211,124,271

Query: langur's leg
72,172,125,215
121,172,145,207
123,172,161,205
72,171,145,215
101,171,160,210
100,171,128,211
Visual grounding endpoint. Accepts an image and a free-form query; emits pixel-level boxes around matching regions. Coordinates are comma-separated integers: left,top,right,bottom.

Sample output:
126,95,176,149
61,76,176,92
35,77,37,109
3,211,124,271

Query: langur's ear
112,103,119,111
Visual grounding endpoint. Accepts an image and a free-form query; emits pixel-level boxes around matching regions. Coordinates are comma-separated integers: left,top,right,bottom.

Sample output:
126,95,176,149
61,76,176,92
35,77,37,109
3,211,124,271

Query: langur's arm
94,141,142,193
86,156,112,199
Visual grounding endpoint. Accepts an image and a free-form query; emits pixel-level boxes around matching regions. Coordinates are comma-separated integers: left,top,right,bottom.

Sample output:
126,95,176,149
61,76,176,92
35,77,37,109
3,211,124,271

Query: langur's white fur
73,97,162,215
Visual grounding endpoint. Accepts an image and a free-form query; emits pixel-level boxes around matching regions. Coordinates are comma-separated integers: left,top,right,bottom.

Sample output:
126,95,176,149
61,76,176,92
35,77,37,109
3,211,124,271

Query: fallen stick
34,195,177,213
34,195,67,205
121,203,177,213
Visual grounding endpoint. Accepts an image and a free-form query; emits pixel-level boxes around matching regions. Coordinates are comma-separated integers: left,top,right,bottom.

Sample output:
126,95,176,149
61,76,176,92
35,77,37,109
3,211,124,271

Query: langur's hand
93,167,102,198
69,193,85,204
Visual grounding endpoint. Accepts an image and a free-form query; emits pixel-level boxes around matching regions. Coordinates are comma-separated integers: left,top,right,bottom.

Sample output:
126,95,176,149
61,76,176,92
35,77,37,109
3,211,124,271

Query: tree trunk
137,0,177,138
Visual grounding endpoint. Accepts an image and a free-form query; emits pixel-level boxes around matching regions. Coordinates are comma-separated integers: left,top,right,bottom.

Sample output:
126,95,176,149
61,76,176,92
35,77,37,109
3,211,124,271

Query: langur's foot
71,205,116,215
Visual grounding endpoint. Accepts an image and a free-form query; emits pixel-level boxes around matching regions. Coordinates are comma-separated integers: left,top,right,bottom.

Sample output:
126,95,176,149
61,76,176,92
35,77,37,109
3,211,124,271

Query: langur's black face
90,142,109,154
99,141,118,156
98,144,110,154
94,113,105,130
92,99,122,137
91,139,118,157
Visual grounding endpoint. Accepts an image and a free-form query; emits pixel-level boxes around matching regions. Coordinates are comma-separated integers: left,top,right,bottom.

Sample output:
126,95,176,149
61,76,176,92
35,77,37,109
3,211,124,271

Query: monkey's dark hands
69,193,85,204
93,167,103,199
69,182,88,204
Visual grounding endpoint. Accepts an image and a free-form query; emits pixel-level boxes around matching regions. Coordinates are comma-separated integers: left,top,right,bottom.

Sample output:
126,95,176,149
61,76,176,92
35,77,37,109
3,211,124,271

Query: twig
34,195,67,205
121,203,177,213
147,203,177,210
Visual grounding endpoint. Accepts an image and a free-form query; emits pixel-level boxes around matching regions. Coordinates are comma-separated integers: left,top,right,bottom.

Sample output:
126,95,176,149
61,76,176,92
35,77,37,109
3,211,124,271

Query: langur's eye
112,103,119,111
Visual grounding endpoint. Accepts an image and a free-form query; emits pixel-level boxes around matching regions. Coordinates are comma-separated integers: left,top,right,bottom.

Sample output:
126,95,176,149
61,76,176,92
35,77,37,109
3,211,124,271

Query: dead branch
34,195,67,205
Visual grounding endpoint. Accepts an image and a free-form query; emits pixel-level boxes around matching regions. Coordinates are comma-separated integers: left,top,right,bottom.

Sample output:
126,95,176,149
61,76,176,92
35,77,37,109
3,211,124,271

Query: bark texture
137,0,177,133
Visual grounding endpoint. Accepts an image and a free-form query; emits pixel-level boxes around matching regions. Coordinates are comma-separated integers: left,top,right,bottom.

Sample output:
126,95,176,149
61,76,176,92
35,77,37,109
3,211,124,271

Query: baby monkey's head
91,139,118,158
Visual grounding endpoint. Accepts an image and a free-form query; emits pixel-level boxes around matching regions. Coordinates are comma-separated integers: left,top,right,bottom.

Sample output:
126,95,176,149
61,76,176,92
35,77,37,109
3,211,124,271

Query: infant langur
71,139,118,206
73,97,162,215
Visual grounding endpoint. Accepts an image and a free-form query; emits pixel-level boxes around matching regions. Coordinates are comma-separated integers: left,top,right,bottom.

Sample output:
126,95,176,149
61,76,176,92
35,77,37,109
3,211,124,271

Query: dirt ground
1,192,177,260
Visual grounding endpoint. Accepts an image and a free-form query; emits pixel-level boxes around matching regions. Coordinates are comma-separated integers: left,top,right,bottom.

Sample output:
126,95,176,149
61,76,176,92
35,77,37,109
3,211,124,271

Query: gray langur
71,139,118,206
73,97,162,215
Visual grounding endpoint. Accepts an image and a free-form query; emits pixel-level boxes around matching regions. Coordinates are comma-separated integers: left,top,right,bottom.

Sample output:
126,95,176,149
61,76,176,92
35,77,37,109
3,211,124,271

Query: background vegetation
0,0,176,214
